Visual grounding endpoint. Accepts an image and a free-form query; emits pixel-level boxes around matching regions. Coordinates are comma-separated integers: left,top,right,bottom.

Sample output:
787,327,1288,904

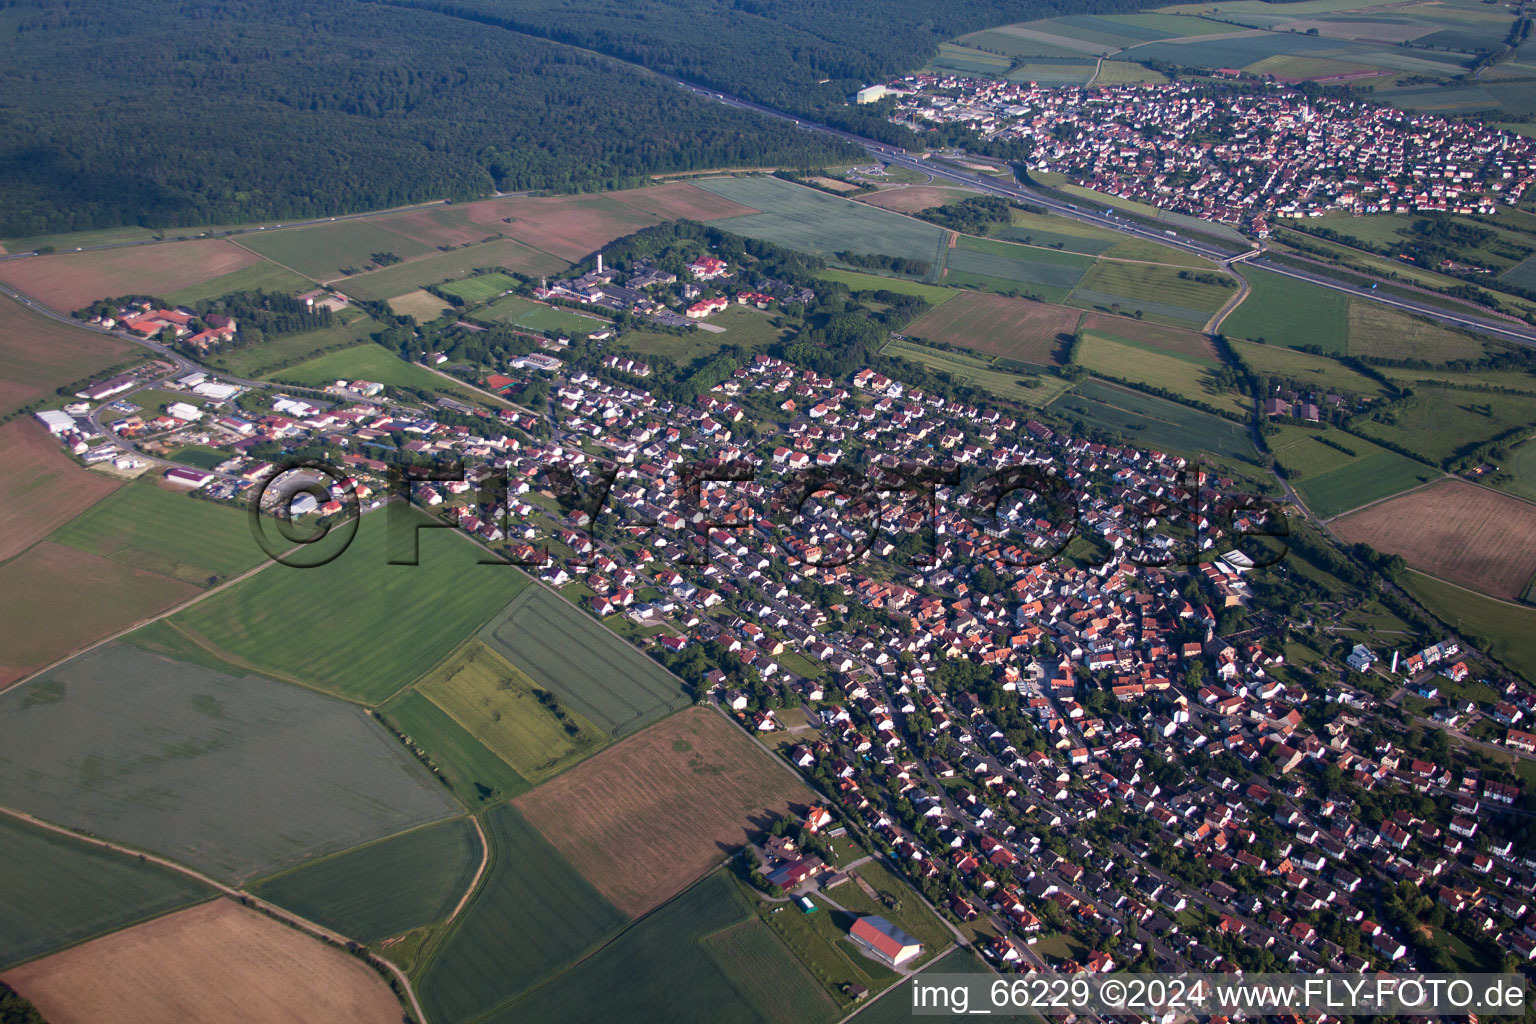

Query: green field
274,342,484,403
249,817,479,944
1228,338,1391,398
49,479,267,586
1352,385,1536,466
1001,209,1208,266
696,176,950,273
377,690,531,806
1294,450,1439,518
0,642,459,882
1344,301,1488,362
485,871,768,1024
884,338,1072,406
818,269,959,304
173,508,527,703
436,272,519,304
333,238,569,301
479,585,692,737
203,317,380,378
1049,379,1256,459
1494,435,1536,503
161,259,316,306
703,918,841,1024
1068,260,1235,328
414,638,608,784
1077,331,1248,415
0,814,213,970
417,804,628,1024
1222,268,1350,352
1404,570,1536,682
237,218,443,280
480,294,609,335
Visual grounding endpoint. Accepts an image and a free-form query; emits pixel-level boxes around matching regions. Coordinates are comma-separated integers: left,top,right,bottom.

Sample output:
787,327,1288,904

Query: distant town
868,75,1536,230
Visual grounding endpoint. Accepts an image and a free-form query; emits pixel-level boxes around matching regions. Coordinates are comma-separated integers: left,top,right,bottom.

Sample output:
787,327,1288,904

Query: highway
672,80,1536,348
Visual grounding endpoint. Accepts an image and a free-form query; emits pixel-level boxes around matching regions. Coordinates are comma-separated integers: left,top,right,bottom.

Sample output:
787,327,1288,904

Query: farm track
0,804,427,1024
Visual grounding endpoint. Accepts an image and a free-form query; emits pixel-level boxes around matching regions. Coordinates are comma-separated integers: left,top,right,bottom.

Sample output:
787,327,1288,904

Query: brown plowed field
861,186,979,213
1333,479,1536,601
2,899,402,1024
515,707,813,917
466,182,760,261
0,295,135,416
0,419,120,561
0,240,264,312
906,290,1082,365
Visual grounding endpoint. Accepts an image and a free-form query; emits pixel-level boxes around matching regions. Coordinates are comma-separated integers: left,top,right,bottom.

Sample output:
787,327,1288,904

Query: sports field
0,419,119,561
249,817,480,944
2,899,404,1024
413,638,609,784
904,290,1081,365
1048,379,1255,460
436,271,520,304
1077,331,1248,415
1352,385,1536,466
485,871,776,1024
0,239,265,311
480,294,609,335
515,707,814,917
1404,570,1536,682
0,642,460,881
0,541,199,688
276,342,482,399
883,339,1074,406
49,478,266,586
1332,480,1536,599
172,507,525,703
696,176,951,270
417,804,627,1024
1221,267,1350,352
480,585,692,737
0,295,135,416
0,814,211,970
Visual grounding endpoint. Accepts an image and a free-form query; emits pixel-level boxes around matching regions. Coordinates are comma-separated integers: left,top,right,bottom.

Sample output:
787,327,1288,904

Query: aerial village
32,246,1536,983
869,75,1536,229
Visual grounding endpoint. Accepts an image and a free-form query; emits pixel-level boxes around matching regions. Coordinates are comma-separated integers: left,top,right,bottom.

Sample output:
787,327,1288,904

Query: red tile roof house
849,915,923,968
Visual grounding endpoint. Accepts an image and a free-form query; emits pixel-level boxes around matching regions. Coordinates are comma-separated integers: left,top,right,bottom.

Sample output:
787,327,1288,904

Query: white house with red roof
849,915,922,967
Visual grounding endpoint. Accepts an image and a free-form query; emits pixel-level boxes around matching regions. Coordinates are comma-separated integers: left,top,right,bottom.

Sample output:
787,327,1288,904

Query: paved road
671,80,1536,349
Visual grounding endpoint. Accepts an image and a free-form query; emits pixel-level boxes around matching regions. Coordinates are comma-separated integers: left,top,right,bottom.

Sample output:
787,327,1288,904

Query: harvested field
0,295,135,416
334,238,568,300
905,291,1081,365
479,585,691,737
860,186,979,213
0,419,119,561
472,181,761,262
414,638,609,784
1346,301,1485,362
2,899,404,1024
0,240,263,312
1079,312,1218,361
0,642,460,881
0,543,197,688
1332,480,1536,600
388,289,454,322
515,707,814,917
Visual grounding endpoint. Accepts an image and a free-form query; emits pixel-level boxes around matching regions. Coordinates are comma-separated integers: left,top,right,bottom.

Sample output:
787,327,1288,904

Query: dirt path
0,804,427,1024
443,815,490,926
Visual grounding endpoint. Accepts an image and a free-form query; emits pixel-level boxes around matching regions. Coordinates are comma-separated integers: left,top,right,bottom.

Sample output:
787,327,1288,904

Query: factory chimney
596,253,604,274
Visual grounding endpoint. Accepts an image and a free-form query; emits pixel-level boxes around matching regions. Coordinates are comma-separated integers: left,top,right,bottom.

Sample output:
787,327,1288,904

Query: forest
0,0,856,237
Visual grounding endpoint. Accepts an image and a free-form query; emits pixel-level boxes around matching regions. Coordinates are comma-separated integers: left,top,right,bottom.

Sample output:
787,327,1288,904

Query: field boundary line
0,804,428,1024
1321,470,1448,523
220,237,320,287
444,815,490,927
